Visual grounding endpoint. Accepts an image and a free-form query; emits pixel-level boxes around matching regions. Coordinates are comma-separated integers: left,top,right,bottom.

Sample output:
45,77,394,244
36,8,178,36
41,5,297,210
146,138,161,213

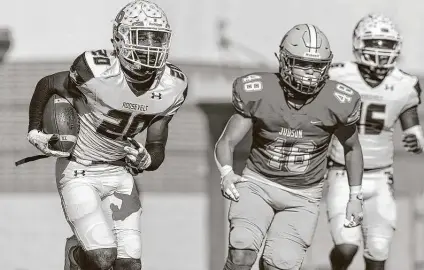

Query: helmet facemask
354,38,400,69
114,25,171,83
277,24,333,99
353,14,402,70
112,0,172,86
278,50,332,97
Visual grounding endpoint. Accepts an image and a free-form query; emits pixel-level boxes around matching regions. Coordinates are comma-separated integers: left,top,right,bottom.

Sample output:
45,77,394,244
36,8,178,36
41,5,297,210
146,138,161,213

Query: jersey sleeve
161,63,189,116
231,75,263,118
69,52,95,87
400,78,422,114
165,83,188,116
331,82,362,126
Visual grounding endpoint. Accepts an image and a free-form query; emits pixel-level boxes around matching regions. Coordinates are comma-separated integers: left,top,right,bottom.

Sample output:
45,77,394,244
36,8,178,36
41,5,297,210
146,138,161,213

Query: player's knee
117,233,142,259
330,244,358,268
86,248,117,270
229,226,262,251
262,246,305,270
333,244,359,261
227,249,258,268
364,237,390,261
113,258,141,270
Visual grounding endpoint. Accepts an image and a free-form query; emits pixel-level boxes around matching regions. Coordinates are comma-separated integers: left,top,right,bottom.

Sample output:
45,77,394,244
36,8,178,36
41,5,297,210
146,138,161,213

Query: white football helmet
112,0,172,76
353,14,402,69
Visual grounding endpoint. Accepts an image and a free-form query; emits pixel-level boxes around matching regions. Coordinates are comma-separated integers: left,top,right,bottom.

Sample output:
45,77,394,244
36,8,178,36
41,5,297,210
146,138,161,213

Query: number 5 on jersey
334,84,354,103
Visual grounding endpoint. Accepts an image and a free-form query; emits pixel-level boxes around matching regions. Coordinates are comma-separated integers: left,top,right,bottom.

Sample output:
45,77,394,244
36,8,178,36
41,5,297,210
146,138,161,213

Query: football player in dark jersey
215,24,364,270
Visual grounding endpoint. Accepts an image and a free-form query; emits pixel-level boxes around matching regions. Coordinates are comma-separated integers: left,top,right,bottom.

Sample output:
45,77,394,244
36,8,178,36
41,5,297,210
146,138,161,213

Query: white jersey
329,61,420,169
68,50,188,162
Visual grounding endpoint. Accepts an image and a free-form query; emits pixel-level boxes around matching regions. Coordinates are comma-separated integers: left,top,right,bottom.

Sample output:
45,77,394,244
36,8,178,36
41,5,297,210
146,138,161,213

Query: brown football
42,94,79,152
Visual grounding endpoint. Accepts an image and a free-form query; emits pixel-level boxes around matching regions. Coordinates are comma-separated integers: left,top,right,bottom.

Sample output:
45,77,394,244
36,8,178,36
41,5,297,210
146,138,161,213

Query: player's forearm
344,142,364,195
214,138,235,177
28,75,59,132
144,142,165,171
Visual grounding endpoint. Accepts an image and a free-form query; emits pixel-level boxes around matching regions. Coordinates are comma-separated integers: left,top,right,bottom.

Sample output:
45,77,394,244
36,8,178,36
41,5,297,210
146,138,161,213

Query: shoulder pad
392,68,421,104
324,80,362,125
232,73,269,117
165,62,188,82
328,61,356,80
156,63,189,116
392,68,419,83
69,50,116,86
398,68,416,77
69,52,94,86
161,62,188,92
330,62,345,69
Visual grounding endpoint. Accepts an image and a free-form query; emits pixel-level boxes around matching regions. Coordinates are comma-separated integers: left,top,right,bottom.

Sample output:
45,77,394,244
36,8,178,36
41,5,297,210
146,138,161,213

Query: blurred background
1,0,424,269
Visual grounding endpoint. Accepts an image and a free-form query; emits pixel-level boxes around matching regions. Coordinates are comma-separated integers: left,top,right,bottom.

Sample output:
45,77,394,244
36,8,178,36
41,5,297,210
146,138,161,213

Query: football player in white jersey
26,1,188,270
326,13,423,270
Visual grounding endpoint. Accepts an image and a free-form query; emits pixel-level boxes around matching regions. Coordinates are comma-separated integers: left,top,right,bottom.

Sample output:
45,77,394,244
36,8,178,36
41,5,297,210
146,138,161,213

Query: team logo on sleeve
242,74,262,83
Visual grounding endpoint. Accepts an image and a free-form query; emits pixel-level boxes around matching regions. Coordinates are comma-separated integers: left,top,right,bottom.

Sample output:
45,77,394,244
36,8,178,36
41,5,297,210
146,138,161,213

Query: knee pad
229,226,263,251
364,237,391,261
117,232,142,259
225,249,257,269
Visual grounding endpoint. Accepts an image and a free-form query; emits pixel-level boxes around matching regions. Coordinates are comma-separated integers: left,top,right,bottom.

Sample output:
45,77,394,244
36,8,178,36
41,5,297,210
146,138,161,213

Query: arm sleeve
400,106,420,130
28,52,93,133
28,72,69,132
144,115,173,171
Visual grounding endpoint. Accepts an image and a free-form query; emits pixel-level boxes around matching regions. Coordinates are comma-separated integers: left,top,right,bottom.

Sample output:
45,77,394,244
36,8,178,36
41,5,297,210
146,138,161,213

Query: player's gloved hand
27,129,70,157
123,137,151,172
344,187,364,228
402,133,423,154
220,170,246,202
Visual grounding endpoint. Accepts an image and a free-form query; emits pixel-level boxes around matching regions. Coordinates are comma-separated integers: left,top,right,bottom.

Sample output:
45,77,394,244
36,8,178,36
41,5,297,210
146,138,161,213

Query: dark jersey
232,72,361,188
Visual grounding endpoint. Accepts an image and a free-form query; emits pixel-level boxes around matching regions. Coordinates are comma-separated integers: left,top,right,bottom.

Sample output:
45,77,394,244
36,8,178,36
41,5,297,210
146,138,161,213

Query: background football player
327,13,423,270
214,24,364,270
26,1,188,270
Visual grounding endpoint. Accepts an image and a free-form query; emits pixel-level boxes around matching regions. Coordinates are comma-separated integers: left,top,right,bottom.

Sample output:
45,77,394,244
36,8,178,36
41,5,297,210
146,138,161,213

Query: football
42,94,79,152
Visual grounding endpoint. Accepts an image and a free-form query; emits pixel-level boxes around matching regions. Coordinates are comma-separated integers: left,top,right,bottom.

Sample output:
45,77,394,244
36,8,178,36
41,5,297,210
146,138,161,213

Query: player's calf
113,258,141,270
73,246,117,270
329,244,358,270
364,257,385,270
224,249,257,270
